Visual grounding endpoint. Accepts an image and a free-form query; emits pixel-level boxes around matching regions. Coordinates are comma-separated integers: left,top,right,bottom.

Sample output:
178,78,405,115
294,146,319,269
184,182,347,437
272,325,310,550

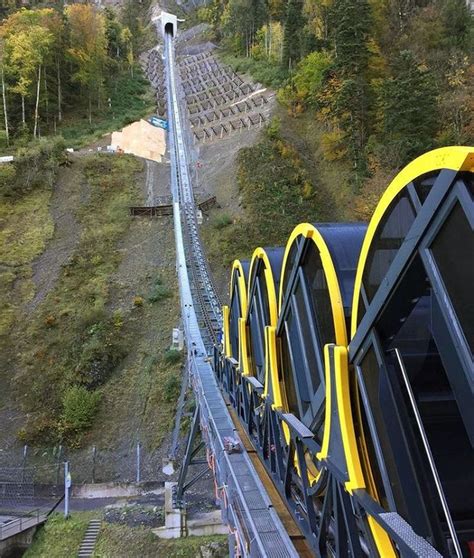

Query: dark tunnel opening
164,22,174,36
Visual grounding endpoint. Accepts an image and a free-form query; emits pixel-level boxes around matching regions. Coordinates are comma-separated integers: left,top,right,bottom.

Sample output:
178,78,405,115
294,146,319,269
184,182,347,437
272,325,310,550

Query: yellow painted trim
243,248,280,383
368,516,397,557
248,247,279,327
265,326,280,404
230,260,248,318
333,345,365,493
238,318,250,376
276,224,349,486
278,223,348,347
351,146,474,337
317,344,332,462
223,305,231,358
228,260,248,362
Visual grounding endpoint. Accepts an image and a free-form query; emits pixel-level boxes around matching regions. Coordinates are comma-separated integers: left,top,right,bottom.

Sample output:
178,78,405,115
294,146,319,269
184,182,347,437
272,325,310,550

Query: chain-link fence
0,441,172,487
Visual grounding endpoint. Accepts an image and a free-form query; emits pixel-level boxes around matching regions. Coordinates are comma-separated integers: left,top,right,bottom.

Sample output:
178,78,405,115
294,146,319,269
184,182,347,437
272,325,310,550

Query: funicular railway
155,13,474,558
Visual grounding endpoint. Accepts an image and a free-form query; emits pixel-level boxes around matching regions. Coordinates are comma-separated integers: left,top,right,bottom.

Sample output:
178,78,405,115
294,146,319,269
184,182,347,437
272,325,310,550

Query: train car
216,146,474,557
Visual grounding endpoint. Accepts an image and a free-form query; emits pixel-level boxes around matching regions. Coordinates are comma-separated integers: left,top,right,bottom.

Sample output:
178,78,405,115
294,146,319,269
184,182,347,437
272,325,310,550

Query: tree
222,0,267,56
283,0,304,69
5,26,53,132
278,50,332,112
0,8,58,135
304,0,333,43
0,38,9,146
121,27,134,77
326,0,373,183
66,4,107,124
380,50,437,166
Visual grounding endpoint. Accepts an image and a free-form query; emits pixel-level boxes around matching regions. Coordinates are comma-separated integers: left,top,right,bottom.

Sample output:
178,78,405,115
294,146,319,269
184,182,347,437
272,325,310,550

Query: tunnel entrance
164,22,174,36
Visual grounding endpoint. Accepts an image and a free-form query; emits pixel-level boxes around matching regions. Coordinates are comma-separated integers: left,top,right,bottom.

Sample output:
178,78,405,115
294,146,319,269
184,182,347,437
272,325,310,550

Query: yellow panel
333,345,365,492
368,516,397,558
316,345,332,462
223,305,231,358
239,317,250,376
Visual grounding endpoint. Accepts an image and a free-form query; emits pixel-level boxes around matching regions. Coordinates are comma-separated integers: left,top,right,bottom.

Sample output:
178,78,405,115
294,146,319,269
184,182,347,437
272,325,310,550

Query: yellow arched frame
351,146,474,338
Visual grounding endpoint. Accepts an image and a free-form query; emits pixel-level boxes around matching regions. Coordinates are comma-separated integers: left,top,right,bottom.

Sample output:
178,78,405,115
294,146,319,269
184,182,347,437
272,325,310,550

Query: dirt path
26,161,84,314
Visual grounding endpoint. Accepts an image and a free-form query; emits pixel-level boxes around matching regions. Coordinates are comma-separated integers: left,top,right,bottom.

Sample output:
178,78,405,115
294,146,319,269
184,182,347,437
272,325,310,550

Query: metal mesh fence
0,442,171,487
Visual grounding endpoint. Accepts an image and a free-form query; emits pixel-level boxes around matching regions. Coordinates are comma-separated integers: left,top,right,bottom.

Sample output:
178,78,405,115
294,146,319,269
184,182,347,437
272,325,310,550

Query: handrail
391,347,462,558
0,508,44,540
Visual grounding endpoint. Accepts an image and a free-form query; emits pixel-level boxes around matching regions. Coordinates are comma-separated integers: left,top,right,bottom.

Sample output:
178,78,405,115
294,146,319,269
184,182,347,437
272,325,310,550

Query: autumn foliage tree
0,4,143,142
66,4,107,124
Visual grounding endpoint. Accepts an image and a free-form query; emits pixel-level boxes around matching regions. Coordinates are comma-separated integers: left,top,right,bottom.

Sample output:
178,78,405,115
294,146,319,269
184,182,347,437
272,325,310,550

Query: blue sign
148,116,168,130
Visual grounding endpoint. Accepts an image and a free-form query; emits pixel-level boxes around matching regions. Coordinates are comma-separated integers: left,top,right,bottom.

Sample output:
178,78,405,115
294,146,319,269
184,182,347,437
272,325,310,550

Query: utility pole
64,462,71,518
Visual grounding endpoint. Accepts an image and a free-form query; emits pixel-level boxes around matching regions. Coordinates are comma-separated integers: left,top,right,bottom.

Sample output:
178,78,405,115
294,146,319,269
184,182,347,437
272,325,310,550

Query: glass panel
431,202,474,353
282,239,300,306
280,318,299,417
413,172,437,204
287,306,311,417
362,193,416,315
294,279,321,395
302,244,335,351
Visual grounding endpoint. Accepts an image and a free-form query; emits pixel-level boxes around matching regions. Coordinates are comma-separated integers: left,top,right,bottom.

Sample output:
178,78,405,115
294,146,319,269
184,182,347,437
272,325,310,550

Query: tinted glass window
282,239,300,306
361,193,416,322
302,244,335,351
431,202,474,353
294,278,321,395
280,318,299,417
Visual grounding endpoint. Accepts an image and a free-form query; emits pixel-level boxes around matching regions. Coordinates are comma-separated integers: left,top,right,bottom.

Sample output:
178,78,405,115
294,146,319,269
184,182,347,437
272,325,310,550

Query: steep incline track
162,28,300,557
164,31,221,349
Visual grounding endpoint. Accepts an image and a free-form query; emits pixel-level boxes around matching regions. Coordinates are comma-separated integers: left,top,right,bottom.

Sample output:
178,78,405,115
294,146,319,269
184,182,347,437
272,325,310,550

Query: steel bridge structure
152,13,474,558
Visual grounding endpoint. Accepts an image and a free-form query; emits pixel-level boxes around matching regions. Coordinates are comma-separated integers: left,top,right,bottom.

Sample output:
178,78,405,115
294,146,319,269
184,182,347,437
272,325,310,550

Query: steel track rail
160,29,299,557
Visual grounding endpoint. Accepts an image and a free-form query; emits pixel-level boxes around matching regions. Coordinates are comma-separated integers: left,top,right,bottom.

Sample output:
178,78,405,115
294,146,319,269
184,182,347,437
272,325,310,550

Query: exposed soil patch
26,162,84,314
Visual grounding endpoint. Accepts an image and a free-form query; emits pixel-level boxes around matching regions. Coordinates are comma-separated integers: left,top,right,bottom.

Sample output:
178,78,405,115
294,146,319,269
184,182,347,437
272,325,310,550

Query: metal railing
0,508,45,540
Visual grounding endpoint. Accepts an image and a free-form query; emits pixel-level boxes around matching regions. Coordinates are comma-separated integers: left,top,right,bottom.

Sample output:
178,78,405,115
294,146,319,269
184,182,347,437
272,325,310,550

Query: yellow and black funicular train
217,147,474,557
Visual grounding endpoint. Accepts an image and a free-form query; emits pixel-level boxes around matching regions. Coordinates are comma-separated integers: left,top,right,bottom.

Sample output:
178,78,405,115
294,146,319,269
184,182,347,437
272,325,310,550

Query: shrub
163,349,182,365
61,386,101,432
164,373,181,403
75,328,126,389
133,296,144,307
148,277,172,303
212,213,233,230
0,164,17,197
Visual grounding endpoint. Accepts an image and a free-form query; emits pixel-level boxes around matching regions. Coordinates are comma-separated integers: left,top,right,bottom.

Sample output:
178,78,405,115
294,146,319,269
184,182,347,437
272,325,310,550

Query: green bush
0,164,17,197
221,53,288,89
148,277,172,303
164,373,181,403
74,322,126,388
163,349,182,365
61,386,101,432
212,213,233,230
1,137,66,199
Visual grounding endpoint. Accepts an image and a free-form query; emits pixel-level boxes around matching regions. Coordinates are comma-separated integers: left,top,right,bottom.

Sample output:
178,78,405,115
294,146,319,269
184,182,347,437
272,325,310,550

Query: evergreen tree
328,0,372,184
381,49,438,167
283,0,304,69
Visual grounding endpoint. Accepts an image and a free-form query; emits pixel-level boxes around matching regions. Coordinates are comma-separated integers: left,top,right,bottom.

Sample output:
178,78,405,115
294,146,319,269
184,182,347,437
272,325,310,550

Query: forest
199,0,473,188
0,1,151,147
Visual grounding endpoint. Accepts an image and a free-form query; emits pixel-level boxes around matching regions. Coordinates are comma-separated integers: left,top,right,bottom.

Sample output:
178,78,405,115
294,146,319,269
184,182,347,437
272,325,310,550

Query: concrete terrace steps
77,519,102,558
